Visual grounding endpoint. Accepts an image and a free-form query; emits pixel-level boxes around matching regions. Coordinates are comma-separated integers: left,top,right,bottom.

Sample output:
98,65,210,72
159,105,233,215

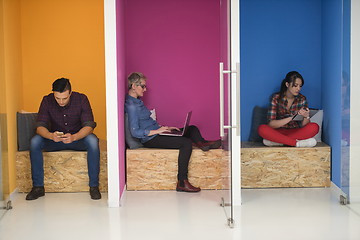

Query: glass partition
340,0,351,206
349,0,360,214
0,124,11,220
0,108,10,220
0,127,5,219
219,0,232,227
0,94,11,220
219,0,239,227
0,0,11,217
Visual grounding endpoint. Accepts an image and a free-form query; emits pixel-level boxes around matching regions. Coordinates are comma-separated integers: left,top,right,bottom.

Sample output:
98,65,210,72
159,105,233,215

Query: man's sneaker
90,186,101,200
296,138,317,148
263,139,283,147
26,186,45,200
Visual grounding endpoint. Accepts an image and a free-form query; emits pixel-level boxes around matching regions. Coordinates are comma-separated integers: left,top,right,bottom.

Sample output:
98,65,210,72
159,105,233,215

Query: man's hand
51,131,74,144
60,133,75,144
52,131,65,142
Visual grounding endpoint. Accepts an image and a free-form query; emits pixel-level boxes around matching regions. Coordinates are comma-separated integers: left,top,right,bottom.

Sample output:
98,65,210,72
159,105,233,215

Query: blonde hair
128,72,147,90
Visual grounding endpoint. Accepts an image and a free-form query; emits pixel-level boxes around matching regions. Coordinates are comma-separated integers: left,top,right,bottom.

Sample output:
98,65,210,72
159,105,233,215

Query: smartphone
56,131,64,136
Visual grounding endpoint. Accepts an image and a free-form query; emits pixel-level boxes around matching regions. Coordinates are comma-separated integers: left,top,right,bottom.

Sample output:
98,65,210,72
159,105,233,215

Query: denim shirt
125,95,160,143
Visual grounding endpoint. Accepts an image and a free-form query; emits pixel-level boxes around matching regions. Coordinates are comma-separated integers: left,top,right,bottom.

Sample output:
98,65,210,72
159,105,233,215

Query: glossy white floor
0,188,360,240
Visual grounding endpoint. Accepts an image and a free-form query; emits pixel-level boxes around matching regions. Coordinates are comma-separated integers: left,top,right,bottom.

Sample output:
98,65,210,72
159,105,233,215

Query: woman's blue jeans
30,134,100,187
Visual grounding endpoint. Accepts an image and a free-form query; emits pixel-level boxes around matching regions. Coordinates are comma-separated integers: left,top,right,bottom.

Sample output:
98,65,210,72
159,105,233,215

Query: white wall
104,0,120,207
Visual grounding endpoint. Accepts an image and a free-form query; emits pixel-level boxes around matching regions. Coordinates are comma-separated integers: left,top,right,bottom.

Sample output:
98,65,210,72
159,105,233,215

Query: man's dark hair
52,78,72,93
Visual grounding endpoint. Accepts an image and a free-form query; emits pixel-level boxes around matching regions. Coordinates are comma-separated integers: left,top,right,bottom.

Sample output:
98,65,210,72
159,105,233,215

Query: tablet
292,109,317,121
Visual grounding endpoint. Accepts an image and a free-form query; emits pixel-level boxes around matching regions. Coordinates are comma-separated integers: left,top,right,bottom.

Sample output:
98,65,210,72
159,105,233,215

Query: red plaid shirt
267,93,308,129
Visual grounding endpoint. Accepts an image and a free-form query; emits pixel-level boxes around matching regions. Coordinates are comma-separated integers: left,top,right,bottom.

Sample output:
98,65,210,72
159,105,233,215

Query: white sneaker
296,138,317,147
263,139,284,147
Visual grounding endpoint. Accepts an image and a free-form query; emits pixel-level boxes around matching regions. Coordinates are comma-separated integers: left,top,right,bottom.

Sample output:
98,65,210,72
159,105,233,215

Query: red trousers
257,123,319,146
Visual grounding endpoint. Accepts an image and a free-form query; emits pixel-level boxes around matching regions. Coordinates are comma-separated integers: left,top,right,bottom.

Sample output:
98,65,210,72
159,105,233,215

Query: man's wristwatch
306,116,310,119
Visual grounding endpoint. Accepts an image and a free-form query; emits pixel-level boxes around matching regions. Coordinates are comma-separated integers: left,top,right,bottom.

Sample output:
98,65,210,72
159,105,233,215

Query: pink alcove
117,0,228,195
124,0,221,140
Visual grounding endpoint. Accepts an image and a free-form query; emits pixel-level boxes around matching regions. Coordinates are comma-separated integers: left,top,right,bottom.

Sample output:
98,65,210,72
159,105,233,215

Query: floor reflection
348,202,360,217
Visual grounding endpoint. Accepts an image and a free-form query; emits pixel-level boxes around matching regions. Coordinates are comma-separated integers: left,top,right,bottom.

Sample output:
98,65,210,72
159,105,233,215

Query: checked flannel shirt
267,93,308,129
36,92,96,134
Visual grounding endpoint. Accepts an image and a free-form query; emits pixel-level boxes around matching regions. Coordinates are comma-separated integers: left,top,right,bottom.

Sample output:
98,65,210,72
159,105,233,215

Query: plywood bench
241,142,331,188
126,148,230,190
127,142,331,190
16,140,108,193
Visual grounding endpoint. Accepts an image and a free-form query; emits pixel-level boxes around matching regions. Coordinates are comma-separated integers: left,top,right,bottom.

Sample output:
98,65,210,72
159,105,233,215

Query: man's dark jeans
30,134,100,187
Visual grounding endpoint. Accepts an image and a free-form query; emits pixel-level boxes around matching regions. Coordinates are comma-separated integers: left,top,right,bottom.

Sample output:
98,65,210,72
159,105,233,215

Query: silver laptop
159,111,192,136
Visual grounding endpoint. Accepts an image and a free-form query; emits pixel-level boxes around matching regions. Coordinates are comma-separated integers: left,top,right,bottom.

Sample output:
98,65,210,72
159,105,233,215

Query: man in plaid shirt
26,78,101,201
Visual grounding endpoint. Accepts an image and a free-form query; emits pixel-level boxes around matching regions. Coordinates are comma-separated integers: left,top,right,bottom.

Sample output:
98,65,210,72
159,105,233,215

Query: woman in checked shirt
258,71,319,147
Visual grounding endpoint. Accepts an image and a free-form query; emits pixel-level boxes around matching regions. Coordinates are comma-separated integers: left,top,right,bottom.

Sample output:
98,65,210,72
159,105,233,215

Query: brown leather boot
204,139,222,149
195,142,210,151
196,139,222,151
176,180,201,192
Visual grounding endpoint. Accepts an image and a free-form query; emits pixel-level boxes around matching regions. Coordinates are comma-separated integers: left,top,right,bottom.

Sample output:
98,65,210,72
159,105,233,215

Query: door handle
235,62,240,136
219,62,240,137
